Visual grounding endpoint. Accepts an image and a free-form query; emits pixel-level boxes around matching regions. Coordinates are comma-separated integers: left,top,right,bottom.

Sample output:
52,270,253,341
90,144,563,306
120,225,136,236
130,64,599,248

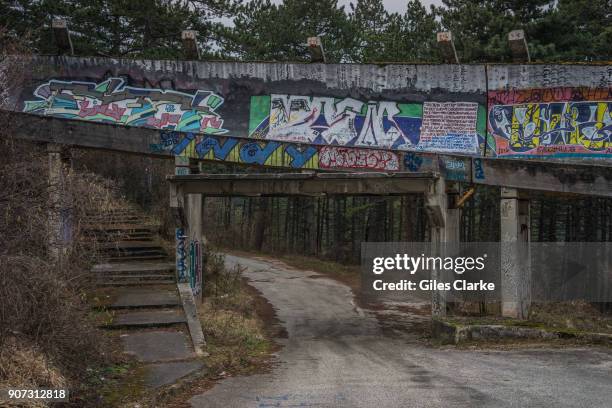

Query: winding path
190,254,612,408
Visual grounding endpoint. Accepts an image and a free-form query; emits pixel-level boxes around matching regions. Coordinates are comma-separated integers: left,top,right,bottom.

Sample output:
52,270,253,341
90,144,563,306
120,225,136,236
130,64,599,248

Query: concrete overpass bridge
2,55,611,318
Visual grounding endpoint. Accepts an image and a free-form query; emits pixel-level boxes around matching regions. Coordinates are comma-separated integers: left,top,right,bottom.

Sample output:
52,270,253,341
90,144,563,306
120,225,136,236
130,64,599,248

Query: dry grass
529,301,612,334
0,337,68,407
199,252,275,376
447,301,612,336
0,138,135,405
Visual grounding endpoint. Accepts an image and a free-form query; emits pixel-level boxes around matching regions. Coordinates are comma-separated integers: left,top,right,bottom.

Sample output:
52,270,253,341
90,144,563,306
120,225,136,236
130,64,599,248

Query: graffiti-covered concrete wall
15,56,488,159
487,65,611,158
10,57,612,161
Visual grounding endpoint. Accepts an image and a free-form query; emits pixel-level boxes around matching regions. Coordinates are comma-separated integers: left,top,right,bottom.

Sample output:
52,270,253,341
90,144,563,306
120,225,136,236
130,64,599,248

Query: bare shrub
0,34,120,401
198,255,271,375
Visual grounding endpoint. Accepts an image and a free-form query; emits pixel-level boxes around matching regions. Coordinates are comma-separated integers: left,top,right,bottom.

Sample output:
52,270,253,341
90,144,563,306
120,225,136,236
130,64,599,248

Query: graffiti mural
319,146,399,171
488,87,612,157
189,240,202,295
152,131,404,171
439,157,470,182
175,228,187,282
23,78,228,133
249,95,484,155
419,102,480,154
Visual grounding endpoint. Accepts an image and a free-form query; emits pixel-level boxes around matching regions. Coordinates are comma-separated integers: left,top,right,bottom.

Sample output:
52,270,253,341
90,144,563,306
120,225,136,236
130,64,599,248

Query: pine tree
221,0,352,62
347,0,388,62
0,0,236,59
435,0,554,62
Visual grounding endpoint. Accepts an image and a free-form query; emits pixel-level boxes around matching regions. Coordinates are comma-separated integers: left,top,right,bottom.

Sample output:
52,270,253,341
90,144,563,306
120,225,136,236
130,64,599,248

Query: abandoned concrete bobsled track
188,254,612,408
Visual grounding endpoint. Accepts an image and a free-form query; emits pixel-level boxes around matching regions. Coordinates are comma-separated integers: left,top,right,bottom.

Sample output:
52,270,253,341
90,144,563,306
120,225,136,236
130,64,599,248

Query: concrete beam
168,172,436,197
474,157,612,198
52,18,73,55
6,113,612,198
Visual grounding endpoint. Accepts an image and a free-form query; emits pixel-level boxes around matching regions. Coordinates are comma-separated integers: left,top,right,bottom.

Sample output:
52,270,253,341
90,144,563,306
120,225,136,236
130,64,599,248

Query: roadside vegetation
0,138,134,406
1,41,148,403
199,251,277,376
449,301,612,336
155,250,279,407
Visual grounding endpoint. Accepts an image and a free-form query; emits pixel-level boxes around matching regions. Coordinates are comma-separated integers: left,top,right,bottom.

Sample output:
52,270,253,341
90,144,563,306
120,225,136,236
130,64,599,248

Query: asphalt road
189,254,612,408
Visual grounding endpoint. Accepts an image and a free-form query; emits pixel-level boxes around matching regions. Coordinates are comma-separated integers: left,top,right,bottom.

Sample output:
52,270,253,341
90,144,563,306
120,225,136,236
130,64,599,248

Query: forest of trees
2,0,611,62
2,0,612,264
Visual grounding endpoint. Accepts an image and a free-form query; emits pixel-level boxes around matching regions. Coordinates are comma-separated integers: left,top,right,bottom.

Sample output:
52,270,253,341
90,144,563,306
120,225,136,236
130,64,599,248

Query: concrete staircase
88,205,206,389
85,207,172,284
92,262,175,286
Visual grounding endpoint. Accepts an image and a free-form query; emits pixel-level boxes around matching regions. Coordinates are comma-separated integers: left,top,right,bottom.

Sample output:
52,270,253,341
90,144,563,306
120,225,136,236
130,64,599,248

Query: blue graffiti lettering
196,136,239,160
284,145,318,168
239,141,281,165
171,132,196,156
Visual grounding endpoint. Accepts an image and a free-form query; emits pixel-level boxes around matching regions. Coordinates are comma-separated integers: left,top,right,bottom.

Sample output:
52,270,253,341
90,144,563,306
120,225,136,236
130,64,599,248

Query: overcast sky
217,1,444,26
340,0,444,13
267,0,445,13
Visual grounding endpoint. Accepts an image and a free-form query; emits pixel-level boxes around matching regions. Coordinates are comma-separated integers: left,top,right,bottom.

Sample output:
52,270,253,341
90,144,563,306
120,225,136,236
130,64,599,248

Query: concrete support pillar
425,179,461,317
47,143,72,263
172,156,204,300
500,187,531,319
186,193,204,300
173,156,188,283
48,144,63,263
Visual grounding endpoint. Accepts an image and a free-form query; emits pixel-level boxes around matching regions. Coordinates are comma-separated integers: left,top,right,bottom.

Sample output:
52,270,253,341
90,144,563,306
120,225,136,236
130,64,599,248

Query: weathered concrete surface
189,254,612,408
170,172,435,197
122,331,195,362
177,282,207,356
145,361,205,388
10,113,612,197
108,309,186,329
433,320,612,346
93,262,175,272
108,286,180,309
487,64,611,89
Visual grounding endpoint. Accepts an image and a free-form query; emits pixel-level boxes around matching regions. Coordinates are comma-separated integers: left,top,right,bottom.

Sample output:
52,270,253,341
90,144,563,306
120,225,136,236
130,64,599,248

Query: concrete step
85,221,144,226
84,217,149,224
98,274,175,281
121,331,196,362
146,361,205,388
106,254,168,262
98,241,163,250
103,287,181,310
93,269,174,277
93,262,175,273
104,248,167,256
85,233,156,242
105,309,187,329
119,237,155,242
83,223,155,230
82,225,159,232
97,280,174,287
